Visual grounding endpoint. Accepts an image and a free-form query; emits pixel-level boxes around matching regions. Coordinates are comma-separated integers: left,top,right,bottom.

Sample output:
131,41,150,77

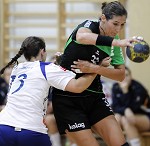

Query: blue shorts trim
0,125,51,146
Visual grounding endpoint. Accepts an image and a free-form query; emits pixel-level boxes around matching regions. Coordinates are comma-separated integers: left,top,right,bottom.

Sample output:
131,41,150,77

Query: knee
124,108,136,124
126,116,136,125
121,116,136,130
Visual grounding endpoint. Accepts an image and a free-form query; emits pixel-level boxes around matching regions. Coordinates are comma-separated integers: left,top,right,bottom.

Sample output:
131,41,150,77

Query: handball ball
126,40,150,63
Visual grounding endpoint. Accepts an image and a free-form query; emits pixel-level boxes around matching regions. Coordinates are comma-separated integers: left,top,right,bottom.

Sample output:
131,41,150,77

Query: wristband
96,35,114,46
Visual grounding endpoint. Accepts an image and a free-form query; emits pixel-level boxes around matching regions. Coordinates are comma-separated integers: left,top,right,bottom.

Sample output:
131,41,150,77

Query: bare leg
131,115,150,132
45,114,59,134
66,129,100,146
121,116,141,146
122,116,139,139
45,114,62,146
92,115,126,146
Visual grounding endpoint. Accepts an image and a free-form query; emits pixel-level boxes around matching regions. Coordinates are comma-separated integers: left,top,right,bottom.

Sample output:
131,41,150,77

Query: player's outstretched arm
64,73,96,93
71,60,125,82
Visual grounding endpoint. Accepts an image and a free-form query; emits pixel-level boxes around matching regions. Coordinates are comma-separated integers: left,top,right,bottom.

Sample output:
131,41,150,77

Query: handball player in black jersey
52,1,141,146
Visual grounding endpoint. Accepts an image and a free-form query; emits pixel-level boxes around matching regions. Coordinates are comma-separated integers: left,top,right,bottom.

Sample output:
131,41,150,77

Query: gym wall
126,0,150,93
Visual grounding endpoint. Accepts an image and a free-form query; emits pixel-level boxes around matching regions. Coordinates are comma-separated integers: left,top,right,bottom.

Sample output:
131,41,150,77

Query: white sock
50,132,62,146
129,138,141,146
70,144,77,146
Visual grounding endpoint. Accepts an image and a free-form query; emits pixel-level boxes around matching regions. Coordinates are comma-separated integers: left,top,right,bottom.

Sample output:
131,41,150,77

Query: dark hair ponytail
0,47,25,75
0,36,45,75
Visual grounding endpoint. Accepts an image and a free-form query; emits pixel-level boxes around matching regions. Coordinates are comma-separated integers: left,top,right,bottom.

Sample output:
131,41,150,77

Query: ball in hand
126,40,150,63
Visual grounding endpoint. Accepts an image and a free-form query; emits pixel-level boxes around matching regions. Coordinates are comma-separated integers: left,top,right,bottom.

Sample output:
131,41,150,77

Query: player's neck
30,57,40,62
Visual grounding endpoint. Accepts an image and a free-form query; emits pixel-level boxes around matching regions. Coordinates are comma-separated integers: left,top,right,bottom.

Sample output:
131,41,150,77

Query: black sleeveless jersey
53,20,124,97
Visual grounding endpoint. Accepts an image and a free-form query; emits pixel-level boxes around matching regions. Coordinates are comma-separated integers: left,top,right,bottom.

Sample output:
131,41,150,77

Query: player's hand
100,57,112,67
71,60,96,73
132,36,144,41
112,36,144,47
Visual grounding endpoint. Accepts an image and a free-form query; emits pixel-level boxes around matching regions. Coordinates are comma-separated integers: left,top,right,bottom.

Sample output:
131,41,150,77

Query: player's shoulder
82,20,99,27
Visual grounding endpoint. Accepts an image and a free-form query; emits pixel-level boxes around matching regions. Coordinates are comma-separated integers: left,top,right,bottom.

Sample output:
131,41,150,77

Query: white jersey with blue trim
0,61,75,134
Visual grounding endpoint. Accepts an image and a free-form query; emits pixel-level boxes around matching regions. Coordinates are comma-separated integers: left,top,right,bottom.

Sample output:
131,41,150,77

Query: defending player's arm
71,60,125,82
47,64,96,93
65,57,115,93
64,73,96,93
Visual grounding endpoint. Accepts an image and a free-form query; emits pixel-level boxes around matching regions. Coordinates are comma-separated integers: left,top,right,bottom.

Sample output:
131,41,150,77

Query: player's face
104,15,126,37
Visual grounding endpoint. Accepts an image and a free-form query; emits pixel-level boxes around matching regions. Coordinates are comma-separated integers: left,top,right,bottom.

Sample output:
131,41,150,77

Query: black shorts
52,93,113,135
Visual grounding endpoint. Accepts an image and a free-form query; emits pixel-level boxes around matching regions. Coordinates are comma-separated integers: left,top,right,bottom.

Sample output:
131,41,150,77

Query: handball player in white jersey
0,36,96,146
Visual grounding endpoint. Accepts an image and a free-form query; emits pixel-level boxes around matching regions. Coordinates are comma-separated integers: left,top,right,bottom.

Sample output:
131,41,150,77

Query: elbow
73,88,85,93
76,33,86,44
116,67,125,82
65,86,85,93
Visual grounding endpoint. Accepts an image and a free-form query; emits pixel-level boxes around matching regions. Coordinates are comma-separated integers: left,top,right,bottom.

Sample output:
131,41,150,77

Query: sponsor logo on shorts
68,123,85,130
